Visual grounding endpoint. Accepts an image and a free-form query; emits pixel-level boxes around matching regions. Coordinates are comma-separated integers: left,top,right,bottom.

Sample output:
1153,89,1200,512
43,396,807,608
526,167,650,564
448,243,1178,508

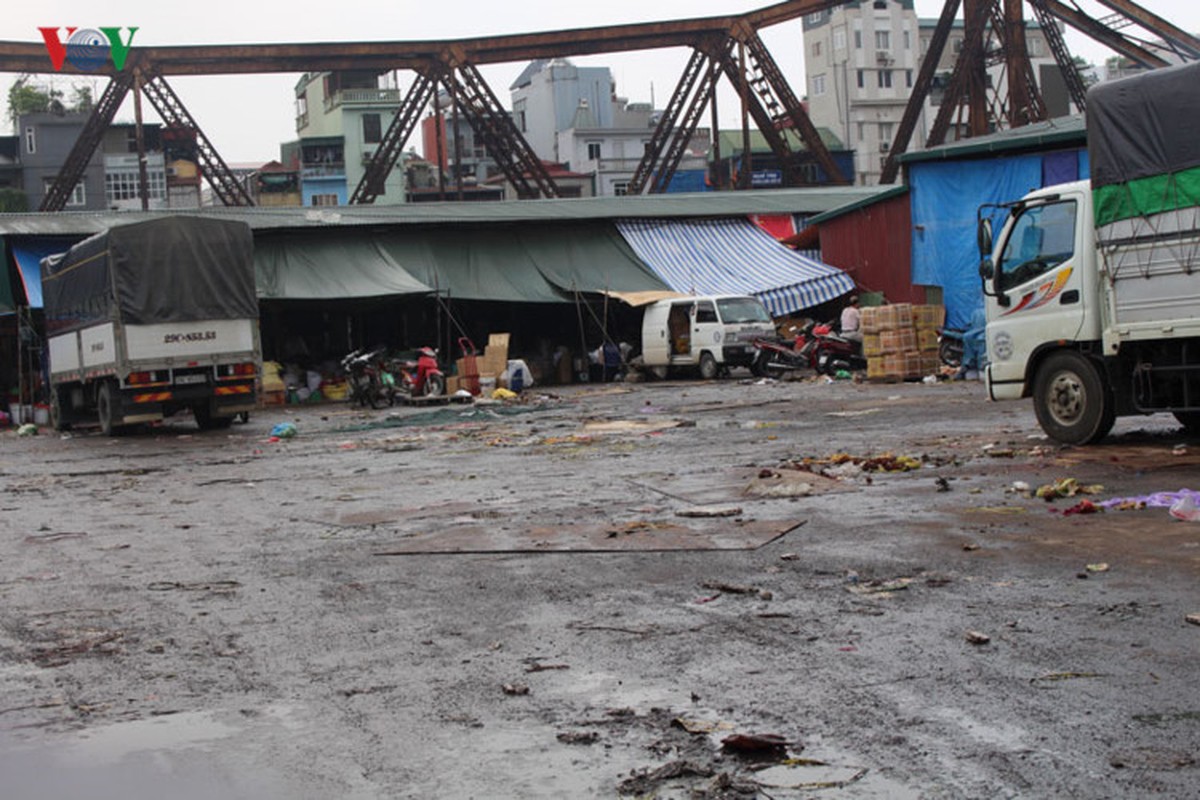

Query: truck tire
698,352,719,380
194,403,233,431
97,381,119,437
1032,351,1115,445
1172,411,1200,434
49,388,70,432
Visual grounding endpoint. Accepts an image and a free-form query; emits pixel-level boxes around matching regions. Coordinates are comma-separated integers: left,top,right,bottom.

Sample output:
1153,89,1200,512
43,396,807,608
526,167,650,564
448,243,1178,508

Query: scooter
938,328,965,369
340,349,390,408
808,322,867,375
387,347,446,400
751,332,811,376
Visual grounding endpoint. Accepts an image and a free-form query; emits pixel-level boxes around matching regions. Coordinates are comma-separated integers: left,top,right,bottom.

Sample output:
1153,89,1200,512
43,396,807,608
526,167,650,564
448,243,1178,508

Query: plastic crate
863,333,883,358
861,306,883,335
913,304,946,330
918,328,940,352
878,303,914,330
880,327,917,354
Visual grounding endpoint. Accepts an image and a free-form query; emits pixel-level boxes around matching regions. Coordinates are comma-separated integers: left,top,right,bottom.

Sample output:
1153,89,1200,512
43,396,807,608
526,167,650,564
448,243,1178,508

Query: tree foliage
7,75,96,128
0,188,29,213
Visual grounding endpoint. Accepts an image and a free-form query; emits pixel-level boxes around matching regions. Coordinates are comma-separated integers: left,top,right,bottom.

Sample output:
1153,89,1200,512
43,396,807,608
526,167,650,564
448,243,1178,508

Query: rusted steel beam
1027,0,1089,112
880,0,961,184
1038,0,1168,68
39,73,132,211
1001,0,1043,127
963,0,993,138
0,1,847,77
1091,0,1200,59
629,47,713,195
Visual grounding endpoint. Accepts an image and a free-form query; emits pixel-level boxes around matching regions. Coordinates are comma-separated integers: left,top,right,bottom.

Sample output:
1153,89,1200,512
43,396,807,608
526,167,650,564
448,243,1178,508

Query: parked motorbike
340,349,390,408
938,328,965,369
752,321,865,376
387,347,446,400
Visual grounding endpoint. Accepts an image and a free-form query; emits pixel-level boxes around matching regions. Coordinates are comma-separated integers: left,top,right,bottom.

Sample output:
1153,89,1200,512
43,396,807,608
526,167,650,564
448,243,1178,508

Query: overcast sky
3,0,1199,163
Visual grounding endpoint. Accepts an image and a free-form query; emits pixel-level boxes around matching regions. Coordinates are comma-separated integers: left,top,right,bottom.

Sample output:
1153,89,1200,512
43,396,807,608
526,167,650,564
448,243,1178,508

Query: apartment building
803,0,1064,185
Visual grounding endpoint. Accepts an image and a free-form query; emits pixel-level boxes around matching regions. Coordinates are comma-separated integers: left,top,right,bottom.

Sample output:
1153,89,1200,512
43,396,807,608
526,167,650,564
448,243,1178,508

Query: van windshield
716,297,771,324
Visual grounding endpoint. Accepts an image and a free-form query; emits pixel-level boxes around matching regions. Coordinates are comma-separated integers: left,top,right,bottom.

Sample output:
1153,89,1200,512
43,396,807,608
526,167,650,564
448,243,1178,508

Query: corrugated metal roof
806,185,909,226
0,187,885,236
898,115,1086,165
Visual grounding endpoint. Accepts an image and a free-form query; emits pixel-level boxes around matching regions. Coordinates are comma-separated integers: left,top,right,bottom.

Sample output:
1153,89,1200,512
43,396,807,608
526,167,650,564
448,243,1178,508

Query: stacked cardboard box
480,333,510,386
865,303,946,381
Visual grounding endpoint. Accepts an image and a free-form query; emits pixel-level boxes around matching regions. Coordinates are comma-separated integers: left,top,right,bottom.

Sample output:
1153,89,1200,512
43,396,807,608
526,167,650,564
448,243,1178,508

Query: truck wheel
49,389,70,431
698,352,719,380
1032,351,1114,445
194,404,233,431
97,381,119,436
1172,411,1200,434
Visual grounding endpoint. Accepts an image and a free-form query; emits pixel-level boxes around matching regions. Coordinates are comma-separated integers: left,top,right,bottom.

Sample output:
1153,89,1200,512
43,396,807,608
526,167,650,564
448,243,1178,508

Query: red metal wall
819,193,925,305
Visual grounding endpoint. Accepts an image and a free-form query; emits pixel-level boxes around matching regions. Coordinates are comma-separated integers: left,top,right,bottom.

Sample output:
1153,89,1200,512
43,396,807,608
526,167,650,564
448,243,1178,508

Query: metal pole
133,71,151,210
709,56,722,190
738,40,752,190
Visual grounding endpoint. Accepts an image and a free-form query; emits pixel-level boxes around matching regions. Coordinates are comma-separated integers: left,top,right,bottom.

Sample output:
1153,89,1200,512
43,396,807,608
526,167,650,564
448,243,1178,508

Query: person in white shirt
839,295,862,343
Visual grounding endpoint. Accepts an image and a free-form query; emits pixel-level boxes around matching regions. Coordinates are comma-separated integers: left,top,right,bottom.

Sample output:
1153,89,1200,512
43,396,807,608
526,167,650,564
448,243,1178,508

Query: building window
857,122,865,142
857,70,865,89
879,122,894,142
952,38,964,54
362,113,382,144
44,178,86,207
834,29,846,50
105,171,166,203
903,30,911,50
812,41,822,58
806,12,822,25
25,127,36,154
613,181,630,196
812,74,827,96
587,141,602,160
877,70,893,89
311,193,338,206
1030,38,1042,57
875,30,890,50
854,30,862,49
906,69,913,88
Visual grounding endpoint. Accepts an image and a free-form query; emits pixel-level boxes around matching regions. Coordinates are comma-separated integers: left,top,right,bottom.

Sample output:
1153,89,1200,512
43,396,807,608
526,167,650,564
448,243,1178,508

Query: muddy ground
1,375,1198,799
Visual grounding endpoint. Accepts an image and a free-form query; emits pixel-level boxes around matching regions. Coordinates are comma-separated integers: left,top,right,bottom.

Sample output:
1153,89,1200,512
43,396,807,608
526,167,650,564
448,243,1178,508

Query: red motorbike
386,347,446,400
752,321,866,376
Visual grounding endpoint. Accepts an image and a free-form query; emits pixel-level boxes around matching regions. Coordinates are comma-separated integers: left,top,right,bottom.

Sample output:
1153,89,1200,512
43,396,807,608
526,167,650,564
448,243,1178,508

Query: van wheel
1032,351,1114,445
698,352,719,380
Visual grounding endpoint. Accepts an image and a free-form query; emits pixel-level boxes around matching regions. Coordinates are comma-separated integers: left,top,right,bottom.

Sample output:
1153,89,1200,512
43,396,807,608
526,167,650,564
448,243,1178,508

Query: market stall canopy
375,222,671,303
255,233,433,299
616,218,854,317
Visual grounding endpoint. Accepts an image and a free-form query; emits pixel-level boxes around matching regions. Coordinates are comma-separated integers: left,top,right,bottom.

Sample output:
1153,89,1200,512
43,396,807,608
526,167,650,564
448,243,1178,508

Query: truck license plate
175,374,207,385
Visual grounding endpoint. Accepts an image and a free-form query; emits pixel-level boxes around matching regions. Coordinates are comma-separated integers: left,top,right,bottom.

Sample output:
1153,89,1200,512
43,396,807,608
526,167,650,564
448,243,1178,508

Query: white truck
42,216,261,434
977,61,1200,444
640,294,776,379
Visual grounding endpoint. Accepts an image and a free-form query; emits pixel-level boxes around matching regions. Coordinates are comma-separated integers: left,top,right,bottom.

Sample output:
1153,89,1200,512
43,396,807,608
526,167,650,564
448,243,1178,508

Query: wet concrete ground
1,376,1198,798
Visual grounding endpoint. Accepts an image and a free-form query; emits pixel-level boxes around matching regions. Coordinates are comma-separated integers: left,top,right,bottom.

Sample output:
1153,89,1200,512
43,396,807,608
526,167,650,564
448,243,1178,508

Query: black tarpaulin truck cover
42,216,257,331
1087,60,1200,191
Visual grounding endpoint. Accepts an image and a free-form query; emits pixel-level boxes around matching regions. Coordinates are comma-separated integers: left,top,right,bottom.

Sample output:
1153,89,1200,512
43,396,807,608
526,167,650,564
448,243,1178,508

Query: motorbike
938,328,965,369
752,320,866,376
386,347,446,400
340,349,390,408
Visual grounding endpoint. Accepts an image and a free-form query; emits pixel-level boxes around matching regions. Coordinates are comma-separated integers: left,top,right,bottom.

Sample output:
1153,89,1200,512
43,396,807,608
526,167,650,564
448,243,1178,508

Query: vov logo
38,27,139,72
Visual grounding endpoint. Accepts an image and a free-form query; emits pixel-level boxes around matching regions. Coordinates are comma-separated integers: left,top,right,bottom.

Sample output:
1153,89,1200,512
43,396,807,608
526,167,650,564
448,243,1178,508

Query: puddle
0,707,310,800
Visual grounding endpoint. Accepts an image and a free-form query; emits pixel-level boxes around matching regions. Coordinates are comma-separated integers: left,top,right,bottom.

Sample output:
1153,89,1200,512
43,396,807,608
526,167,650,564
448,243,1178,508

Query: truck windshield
997,200,1077,291
716,297,771,324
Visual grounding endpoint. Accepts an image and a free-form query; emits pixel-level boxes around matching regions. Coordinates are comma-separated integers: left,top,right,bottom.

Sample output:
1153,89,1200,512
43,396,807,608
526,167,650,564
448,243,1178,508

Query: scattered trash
962,542,981,551
270,421,298,439
556,730,599,745
935,477,951,492
1032,671,1103,683
720,732,792,758
676,505,742,518
672,717,735,735
502,682,529,696
965,630,991,645
1062,499,1100,516
618,761,713,796
17,423,38,437
1185,613,1200,626
1035,477,1104,501
1086,562,1110,573
847,577,911,595
1099,489,1199,515
1011,480,1031,493
1169,493,1200,521
492,387,517,400
752,761,868,791
1109,748,1196,770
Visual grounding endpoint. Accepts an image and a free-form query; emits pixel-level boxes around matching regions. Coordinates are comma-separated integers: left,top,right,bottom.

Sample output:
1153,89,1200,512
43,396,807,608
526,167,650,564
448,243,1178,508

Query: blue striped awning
616,218,854,317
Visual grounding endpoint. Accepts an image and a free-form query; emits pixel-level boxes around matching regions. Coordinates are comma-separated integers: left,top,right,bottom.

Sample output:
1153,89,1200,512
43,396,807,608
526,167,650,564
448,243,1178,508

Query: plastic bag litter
270,422,298,439
17,423,38,437
491,387,517,400
1169,493,1200,522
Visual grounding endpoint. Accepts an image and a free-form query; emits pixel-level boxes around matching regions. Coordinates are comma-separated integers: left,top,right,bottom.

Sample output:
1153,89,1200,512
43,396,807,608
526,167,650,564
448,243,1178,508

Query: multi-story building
101,123,168,211
511,59,618,164
17,112,106,210
289,70,408,206
803,0,1065,185
420,94,497,187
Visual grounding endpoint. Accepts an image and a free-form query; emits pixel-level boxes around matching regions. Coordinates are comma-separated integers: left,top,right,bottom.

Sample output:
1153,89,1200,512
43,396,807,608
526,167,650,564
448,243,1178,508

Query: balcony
324,88,402,112
301,162,346,179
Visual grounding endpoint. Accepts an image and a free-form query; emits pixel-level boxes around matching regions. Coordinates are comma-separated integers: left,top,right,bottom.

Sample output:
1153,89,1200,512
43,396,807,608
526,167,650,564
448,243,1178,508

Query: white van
640,295,775,379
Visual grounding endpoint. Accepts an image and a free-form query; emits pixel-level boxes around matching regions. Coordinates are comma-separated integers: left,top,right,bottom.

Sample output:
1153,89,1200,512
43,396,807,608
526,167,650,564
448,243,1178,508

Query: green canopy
255,232,433,300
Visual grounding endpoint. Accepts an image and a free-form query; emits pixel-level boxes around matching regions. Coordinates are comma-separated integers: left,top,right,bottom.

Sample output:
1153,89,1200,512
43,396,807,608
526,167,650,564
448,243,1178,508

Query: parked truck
976,61,1200,444
42,216,261,435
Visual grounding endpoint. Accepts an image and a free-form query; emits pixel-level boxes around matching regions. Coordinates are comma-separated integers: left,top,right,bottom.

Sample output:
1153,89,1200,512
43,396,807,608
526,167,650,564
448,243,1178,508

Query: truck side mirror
977,218,993,257
979,256,995,283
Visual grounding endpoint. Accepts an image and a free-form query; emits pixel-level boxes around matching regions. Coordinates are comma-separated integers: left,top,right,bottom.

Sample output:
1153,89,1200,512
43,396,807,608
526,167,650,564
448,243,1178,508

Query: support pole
133,72,151,211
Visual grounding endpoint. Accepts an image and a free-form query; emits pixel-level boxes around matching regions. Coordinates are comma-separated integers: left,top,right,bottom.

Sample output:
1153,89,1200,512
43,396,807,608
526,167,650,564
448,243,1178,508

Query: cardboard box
880,327,917,354
878,303,914,331
913,304,946,330
918,328,940,352
861,306,883,335
863,333,882,358
867,355,887,380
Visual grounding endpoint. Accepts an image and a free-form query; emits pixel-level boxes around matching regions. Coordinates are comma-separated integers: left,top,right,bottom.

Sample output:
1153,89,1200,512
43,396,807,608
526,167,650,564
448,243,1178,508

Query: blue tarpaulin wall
10,238,81,308
909,149,1088,330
